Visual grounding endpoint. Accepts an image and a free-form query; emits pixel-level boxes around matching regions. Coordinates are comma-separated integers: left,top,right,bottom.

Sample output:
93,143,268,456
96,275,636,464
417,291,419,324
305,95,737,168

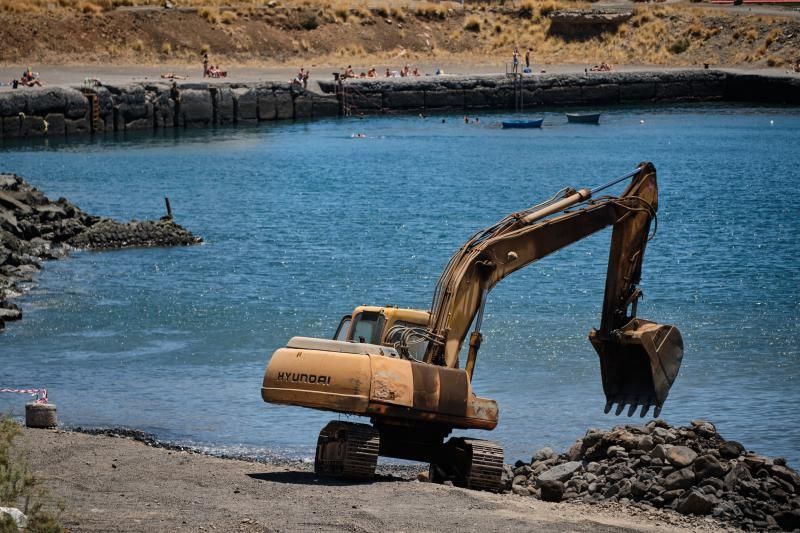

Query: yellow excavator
261,162,683,491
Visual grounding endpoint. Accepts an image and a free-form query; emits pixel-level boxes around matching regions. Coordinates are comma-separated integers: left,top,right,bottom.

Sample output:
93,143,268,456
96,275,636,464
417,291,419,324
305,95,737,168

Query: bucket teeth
604,395,661,418
653,405,662,417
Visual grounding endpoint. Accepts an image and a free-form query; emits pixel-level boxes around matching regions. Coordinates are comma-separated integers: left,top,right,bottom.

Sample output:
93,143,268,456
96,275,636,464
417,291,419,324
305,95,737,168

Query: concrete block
214,88,235,125
541,86,582,105
180,89,213,127
20,116,46,137
257,90,276,120
384,90,425,109
620,82,656,102
312,95,339,117
2,116,20,138
275,91,294,119
425,90,464,109
65,118,90,136
294,95,313,118
44,113,65,136
656,82,692,100
126,118,151,130
232,88,258,121
581,84,619,104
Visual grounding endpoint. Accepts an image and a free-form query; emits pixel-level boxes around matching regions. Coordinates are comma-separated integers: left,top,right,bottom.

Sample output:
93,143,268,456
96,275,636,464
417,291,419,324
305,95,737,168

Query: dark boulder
664,467,696,491
539,480,564,502
676,490,716,515
774,509,800,530
694,454,726,479
719,441,744,459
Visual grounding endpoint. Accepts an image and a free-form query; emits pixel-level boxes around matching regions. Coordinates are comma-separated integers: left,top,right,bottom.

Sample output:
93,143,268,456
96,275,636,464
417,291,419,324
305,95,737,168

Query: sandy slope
17,428,736,533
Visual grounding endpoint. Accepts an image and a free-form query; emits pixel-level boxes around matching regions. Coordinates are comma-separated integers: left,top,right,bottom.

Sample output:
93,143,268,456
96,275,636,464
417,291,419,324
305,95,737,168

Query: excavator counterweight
261,162,684,491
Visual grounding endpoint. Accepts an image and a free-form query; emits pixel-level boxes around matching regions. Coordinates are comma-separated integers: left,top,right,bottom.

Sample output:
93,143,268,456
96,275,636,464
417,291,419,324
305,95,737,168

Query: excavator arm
419,162,683,417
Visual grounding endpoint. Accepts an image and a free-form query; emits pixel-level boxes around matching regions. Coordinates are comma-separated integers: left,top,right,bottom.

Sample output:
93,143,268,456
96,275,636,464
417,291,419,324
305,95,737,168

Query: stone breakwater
502,419,800,531
0,173,201,330
0,70,798,139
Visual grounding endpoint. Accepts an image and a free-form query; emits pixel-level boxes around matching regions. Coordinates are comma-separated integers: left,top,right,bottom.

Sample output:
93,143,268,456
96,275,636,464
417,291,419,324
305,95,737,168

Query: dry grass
464,15,481,33
764,28,781,47
766,55,783,67
0,0,796,68
220,10,237,24
414,1,447,20
198,6,220,24
78,0,102,14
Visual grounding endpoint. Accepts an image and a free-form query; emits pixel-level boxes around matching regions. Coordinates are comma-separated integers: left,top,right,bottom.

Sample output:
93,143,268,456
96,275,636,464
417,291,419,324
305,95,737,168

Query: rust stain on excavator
369,356,413,407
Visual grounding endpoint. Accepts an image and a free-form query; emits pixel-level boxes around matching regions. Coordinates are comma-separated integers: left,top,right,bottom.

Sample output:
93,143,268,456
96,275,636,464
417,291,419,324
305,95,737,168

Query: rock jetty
0,173,201,330
503,419,800,531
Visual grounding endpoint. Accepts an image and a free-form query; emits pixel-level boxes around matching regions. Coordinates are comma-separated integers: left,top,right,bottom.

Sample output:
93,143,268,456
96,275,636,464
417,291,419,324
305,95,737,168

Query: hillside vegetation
0,0,798,68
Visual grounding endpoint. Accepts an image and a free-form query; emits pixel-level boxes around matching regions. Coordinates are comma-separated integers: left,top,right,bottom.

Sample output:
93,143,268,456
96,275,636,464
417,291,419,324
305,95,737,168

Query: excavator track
463,439,504,492
314,421,379,480
430,437,504,492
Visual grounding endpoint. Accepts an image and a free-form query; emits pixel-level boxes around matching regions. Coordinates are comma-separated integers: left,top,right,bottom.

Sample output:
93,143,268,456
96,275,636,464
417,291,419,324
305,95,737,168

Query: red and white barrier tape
0,388,49,404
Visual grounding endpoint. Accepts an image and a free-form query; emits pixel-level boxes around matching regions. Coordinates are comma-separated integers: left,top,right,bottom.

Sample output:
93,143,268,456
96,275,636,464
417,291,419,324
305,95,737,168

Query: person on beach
344,65,355,78
21,68,43,87
202,53,209,78
525,48,532,69
512,47,519,74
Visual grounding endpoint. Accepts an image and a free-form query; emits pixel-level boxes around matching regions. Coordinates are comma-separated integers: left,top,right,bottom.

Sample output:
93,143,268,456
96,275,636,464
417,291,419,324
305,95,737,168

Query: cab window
350,311,384,344
334,315,351,341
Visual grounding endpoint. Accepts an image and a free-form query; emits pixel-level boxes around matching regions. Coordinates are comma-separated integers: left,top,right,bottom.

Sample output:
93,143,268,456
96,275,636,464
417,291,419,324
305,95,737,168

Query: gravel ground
17,428,737,533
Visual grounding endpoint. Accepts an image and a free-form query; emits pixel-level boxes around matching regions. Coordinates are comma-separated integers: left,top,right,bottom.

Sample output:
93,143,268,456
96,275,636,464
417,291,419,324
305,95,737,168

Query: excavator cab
590,319,683,418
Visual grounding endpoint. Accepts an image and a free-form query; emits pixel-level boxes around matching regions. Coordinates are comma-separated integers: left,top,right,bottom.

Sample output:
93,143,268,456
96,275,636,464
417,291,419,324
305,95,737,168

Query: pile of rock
503,420,800,531
0,173,201,329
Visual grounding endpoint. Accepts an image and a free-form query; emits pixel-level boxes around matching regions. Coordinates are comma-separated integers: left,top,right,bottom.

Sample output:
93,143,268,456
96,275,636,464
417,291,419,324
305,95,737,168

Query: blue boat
502,118,544,129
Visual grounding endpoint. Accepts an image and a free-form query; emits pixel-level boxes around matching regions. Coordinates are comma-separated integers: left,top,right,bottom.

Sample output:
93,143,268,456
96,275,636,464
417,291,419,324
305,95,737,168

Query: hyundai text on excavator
261,162,684,492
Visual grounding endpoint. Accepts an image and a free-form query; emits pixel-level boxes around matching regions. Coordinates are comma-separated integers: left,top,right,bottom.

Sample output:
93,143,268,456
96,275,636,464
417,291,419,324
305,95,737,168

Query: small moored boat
501,118,544,129
566,112,601,124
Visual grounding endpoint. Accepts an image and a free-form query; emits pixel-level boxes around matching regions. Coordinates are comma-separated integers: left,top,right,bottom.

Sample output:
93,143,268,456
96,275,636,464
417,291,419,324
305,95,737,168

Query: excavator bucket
589,319,683,418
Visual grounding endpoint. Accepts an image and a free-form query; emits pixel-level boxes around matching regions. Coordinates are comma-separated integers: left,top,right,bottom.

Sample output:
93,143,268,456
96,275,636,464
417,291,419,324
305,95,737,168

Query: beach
18,427,733,533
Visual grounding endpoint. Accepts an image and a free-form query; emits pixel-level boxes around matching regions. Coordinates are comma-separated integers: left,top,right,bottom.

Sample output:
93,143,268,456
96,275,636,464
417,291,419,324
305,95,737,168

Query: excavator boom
421,162,683,415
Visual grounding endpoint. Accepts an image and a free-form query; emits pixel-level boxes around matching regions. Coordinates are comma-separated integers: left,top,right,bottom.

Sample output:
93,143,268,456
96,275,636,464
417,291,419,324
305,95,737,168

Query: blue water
1,106,798,466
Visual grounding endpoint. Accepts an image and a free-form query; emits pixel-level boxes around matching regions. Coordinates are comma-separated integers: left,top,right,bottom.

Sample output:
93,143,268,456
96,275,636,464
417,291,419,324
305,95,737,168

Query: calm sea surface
1,105,798,466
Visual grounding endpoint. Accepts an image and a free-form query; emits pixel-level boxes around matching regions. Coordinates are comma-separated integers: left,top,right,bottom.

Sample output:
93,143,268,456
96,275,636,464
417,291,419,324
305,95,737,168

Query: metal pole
590,167,643,196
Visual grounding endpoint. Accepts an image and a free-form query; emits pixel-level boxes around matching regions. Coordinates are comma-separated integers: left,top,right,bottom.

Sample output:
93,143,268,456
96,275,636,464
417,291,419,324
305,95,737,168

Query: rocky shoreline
0,70,798,140
501,420,800,532
0,173,201,330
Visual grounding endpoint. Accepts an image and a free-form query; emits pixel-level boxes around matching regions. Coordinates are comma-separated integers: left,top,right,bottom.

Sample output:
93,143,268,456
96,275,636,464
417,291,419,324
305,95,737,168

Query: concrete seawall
0,70,797,139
